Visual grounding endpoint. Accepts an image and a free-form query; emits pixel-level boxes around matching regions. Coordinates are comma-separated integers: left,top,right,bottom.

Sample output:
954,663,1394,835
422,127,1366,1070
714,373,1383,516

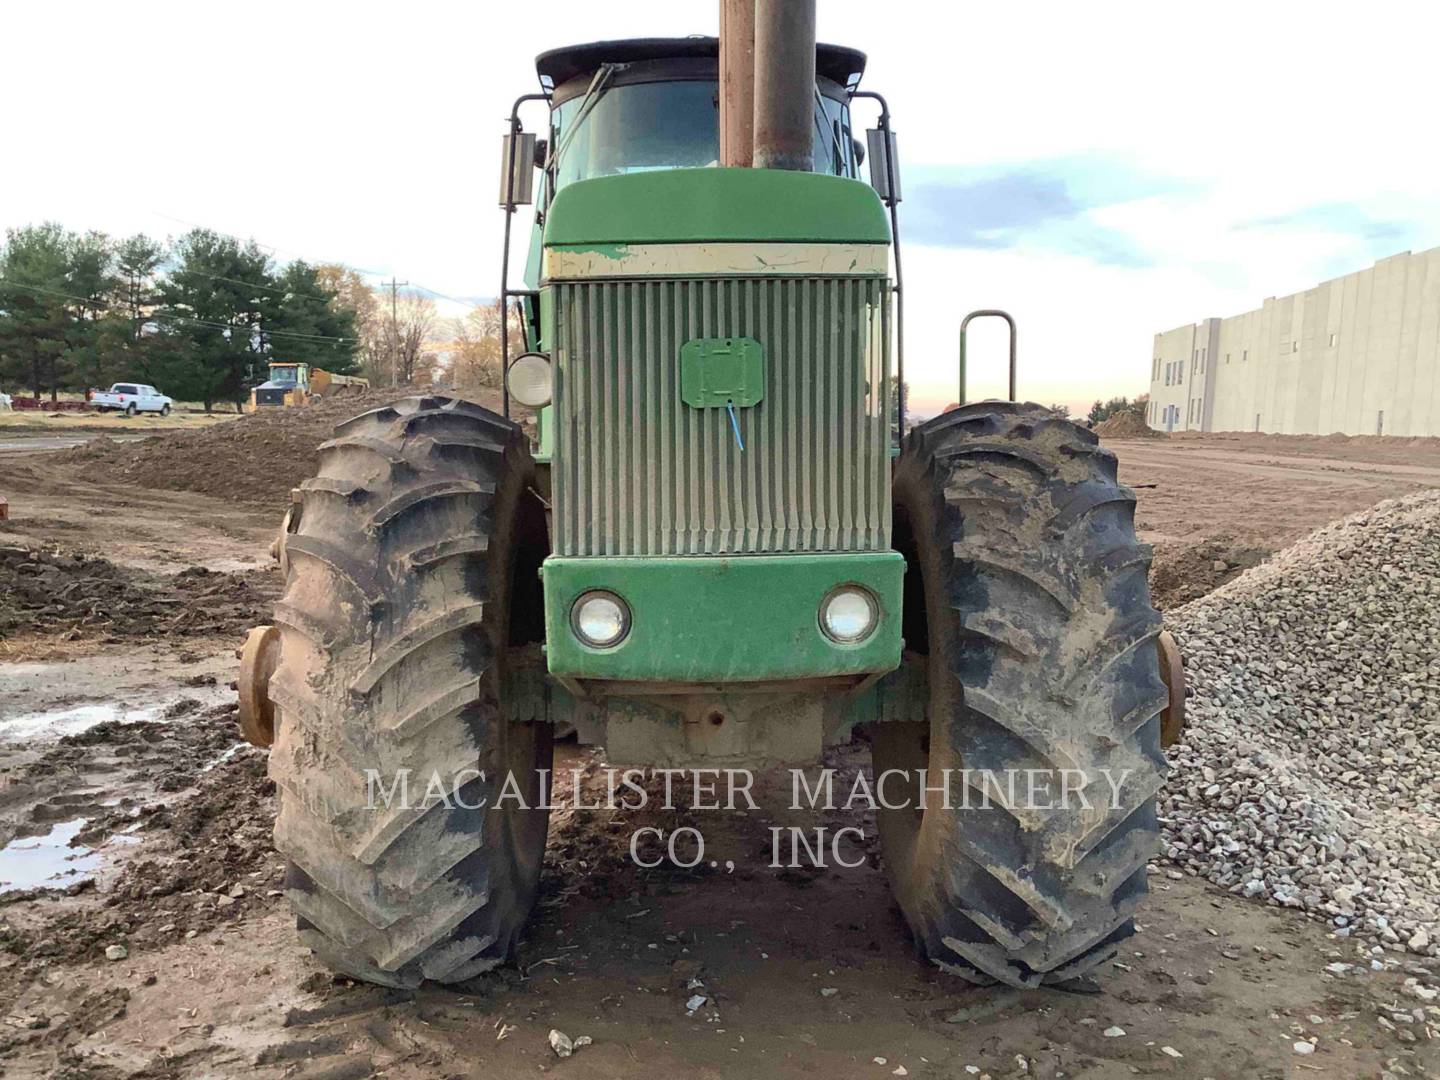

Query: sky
3,0,1437,416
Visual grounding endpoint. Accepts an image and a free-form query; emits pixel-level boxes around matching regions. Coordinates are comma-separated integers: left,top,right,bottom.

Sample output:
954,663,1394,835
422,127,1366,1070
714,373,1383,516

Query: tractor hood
543,168,889,247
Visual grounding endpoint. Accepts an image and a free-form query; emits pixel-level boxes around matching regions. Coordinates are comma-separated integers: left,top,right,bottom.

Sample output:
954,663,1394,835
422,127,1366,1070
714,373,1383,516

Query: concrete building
1146,246,1440,436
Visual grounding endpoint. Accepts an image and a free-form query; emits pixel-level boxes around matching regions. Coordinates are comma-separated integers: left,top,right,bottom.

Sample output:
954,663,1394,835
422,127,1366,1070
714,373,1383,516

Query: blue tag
726,401,745,451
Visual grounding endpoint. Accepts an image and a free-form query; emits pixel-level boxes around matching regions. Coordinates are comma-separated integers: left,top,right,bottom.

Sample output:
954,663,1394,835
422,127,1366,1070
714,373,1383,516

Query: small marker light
571,590,630,648
820,586,878,644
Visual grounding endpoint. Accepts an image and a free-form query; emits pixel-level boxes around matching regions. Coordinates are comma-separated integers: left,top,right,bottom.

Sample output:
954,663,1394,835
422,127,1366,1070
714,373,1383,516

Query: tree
96,234,165,388
61,231,115,393
158,229,272,411
264,260,359,374
450,300,511,389
315,264,384,383
390,291,438,386
1048,403,1071,419
0,224,73,400
1087,396,1145,426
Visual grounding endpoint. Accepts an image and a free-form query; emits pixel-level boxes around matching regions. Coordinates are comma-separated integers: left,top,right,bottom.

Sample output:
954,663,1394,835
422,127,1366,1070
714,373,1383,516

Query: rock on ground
1163,490,1440,957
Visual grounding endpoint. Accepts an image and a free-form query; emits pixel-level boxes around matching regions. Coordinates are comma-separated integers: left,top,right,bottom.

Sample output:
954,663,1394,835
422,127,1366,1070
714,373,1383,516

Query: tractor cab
537,38,866,194
249,362,310,408
264,363,310,391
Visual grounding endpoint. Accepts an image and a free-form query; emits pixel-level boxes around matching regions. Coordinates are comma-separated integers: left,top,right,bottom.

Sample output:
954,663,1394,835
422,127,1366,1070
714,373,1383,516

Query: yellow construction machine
245,362,368,410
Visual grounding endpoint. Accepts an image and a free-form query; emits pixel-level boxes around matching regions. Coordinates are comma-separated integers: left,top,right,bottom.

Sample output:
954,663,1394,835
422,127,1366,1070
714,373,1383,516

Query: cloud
1238,202,1416,247
900,157,1178,268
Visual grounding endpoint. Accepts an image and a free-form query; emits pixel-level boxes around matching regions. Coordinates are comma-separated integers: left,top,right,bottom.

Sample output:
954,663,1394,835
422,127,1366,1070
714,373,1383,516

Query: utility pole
385,277,410,386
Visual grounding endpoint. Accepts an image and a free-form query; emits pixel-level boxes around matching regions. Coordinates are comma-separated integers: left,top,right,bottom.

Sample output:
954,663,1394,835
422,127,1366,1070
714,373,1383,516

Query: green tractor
239,10,1182,991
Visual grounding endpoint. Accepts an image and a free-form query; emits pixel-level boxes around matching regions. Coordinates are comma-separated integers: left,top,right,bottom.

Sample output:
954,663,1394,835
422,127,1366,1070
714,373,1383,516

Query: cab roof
535,36,866,91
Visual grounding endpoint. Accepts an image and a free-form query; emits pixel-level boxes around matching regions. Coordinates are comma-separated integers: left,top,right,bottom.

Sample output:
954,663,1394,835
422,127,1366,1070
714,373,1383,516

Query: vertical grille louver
552,277,890,556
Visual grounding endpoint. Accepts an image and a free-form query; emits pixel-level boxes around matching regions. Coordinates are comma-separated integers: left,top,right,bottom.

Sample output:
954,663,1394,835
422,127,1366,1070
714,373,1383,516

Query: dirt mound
1148,535,1269,609
1094,409,1161,438
0,544,278,646
54,388,501,511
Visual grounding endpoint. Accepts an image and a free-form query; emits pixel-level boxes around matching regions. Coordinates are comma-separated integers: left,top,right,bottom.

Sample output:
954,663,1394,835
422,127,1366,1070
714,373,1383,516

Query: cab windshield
269,366,300,386
550,79,855,192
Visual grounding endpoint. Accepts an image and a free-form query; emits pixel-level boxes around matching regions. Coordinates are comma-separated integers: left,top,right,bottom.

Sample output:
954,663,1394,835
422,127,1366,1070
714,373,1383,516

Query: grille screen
552,276,890,556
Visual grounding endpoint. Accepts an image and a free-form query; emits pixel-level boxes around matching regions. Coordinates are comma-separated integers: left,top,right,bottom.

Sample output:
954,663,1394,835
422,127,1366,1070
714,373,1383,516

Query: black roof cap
536,36,866,89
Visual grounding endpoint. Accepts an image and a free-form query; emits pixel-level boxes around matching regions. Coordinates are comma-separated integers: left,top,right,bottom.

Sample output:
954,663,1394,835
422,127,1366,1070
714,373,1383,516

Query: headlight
508,352,553,408
820,585,878,644
571,590,630,648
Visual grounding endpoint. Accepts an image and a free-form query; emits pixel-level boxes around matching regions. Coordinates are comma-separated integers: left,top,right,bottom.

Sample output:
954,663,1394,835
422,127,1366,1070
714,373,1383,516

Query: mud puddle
0,819,102,894
0,815,147,896
0,687,231,745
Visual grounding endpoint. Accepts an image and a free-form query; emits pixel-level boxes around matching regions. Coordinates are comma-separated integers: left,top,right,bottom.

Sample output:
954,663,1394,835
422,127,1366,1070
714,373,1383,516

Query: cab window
550,79,855,192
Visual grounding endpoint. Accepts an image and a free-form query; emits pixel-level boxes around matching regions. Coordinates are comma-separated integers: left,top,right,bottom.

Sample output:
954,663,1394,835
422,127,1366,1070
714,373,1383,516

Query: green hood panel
544,169,890,247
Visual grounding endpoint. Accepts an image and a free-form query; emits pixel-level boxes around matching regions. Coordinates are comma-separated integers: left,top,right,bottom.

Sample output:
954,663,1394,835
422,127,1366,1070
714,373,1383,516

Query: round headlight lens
820,586,878,644
571,590,630,648
508,352,553,408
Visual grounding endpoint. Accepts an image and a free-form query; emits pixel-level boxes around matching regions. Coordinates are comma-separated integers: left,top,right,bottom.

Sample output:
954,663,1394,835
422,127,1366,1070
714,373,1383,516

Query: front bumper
541,552,903,683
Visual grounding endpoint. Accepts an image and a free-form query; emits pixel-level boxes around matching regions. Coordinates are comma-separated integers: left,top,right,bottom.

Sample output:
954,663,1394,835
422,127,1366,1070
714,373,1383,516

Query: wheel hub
237,624,281,748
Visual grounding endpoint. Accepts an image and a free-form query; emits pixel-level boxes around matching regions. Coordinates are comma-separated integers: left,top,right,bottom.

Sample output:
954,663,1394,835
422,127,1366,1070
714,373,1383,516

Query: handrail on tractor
958,309,1017,404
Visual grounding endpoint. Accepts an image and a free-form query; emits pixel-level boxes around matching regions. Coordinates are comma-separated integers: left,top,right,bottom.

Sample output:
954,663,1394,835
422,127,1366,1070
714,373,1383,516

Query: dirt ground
1,416,1437,1079
0,410,238,434
1109,431,1440,607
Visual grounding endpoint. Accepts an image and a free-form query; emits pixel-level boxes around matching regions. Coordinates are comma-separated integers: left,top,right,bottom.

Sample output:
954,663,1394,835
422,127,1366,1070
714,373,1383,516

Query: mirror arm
501,93,550,419
852,90,905,440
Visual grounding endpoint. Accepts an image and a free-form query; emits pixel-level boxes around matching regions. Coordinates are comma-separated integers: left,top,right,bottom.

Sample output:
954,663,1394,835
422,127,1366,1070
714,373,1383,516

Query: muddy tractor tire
878,402,1167,988
266,396,552,987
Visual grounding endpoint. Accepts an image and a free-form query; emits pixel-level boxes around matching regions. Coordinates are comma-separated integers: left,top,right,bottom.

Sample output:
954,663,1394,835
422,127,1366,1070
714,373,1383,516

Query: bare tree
390,292,437,386
315,264,386,383
450,300,519,389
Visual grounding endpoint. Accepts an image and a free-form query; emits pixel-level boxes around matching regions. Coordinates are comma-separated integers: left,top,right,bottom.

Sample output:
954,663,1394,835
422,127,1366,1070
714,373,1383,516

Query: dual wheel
267,397,1164,988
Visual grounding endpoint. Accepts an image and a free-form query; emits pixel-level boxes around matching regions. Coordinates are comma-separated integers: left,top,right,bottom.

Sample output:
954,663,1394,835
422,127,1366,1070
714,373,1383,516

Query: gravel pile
1162,489,1440,958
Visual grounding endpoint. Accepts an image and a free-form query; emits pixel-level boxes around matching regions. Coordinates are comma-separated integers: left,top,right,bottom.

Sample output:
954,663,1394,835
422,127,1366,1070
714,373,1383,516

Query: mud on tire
878,402,1167,988
267,396,552,987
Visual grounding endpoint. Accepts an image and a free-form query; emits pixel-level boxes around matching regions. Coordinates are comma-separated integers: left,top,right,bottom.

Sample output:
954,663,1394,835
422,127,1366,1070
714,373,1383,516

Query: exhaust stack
722,0,817,172
752,0,816,171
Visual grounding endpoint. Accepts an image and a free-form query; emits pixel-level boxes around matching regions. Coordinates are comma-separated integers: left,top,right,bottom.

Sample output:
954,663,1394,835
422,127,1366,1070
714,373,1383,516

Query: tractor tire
879,402,1167,988
266,395,552,987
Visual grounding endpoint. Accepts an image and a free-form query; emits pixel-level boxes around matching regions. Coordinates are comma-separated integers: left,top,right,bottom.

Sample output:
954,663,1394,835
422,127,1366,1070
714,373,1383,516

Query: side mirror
499,132,537,207
865,128,901,204
851,136,866,167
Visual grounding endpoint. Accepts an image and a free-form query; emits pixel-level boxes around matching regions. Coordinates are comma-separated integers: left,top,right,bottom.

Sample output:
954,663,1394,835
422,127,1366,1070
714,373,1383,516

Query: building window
1293,341,1299,353
1178,360,1185,382
1242,349,1248,362
1377,411,1384,435
1226,353,1231,364
1152,358,1160,380
1329,332,1338,347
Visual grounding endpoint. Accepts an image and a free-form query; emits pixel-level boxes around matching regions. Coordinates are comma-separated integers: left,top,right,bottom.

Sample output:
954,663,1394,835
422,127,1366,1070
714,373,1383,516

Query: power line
167,266,336,303
149,210,486,310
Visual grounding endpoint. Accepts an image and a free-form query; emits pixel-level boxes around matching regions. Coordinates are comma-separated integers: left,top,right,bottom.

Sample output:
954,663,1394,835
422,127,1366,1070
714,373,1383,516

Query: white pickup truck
90,382,173,416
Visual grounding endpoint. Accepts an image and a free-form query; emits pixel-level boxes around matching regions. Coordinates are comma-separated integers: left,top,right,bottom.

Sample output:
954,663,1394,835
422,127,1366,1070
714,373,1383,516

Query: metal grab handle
958,309,1017,404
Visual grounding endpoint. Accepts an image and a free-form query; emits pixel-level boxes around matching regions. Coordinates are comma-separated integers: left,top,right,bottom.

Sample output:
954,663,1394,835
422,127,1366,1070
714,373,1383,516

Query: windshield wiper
812,86,844,173
546,62,623,177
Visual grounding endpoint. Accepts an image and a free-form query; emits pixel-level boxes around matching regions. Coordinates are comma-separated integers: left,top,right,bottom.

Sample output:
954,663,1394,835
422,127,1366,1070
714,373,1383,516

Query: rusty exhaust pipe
752,0,816,171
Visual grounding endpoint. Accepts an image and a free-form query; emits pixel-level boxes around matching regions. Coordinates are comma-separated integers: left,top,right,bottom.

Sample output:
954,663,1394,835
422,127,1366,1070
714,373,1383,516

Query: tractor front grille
551,276,890,556
255,388,287,406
